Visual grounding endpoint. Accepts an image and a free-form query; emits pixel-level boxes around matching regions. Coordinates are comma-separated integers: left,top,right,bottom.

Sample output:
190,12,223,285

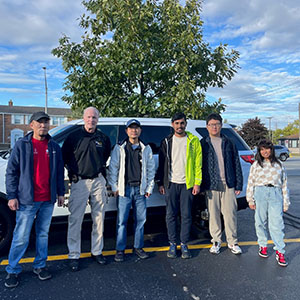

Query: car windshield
49,124,75,137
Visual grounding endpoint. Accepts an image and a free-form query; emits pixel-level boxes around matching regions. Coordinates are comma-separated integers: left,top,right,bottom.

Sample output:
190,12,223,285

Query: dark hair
206,113,222,125
255,139,281,168
171,112,186,122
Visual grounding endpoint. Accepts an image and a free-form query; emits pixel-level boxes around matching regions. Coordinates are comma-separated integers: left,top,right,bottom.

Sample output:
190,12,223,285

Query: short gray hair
83,106,99,118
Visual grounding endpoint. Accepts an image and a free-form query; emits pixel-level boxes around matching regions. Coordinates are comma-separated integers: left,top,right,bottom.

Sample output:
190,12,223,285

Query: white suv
0,118,254,254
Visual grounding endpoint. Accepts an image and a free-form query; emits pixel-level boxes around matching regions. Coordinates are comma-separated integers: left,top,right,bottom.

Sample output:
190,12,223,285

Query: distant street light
298,103,300,153
42,67,48,114
266,117,273,141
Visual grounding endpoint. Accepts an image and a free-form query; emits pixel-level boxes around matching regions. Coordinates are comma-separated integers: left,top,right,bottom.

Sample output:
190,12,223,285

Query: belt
79,174,100,180
265,184,274,187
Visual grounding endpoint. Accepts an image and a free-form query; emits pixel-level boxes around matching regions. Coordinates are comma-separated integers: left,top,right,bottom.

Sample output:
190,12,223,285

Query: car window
97,125,118,147
49,124,74,137
195,127,250,151
51,125,80,147
119,125,173,154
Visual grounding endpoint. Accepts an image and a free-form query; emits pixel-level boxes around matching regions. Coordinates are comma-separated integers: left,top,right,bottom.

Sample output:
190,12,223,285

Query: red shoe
276,251,288,267
258,246,268,258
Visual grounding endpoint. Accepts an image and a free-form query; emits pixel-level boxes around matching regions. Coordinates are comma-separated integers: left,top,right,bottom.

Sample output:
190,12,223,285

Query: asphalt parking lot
1,157,300,300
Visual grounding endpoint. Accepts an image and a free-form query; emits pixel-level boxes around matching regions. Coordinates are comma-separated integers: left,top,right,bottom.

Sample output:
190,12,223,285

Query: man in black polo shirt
62,107,111,271
108,119,155,262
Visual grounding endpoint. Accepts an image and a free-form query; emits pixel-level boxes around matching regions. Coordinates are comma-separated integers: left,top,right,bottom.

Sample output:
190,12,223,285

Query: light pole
42,67,48,113
266,117,273,141
298,103,300,153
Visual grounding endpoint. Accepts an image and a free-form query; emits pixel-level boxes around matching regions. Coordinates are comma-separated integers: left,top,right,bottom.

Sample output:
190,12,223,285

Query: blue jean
6,201,54,274
116,185,147,251
254,186,285,253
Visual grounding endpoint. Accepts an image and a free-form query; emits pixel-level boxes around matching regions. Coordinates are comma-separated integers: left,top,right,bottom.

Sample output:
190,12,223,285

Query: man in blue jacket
4,111,65,288
201,113,243,255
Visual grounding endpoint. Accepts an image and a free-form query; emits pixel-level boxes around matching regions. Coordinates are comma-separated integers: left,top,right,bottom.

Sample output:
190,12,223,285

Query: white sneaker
209,242,221,254
228,244,242,254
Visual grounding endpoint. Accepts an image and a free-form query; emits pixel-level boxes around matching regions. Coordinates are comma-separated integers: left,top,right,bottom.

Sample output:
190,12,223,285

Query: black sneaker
91,254,107,265
33,268,52,281
181,244,192,259
167,243,177,258
69,259,80,272
114,250,124,262
5,273,19,288
134,248,150,259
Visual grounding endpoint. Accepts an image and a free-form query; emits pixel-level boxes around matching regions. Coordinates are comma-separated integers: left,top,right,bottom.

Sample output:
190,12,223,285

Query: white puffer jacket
108,140,155,197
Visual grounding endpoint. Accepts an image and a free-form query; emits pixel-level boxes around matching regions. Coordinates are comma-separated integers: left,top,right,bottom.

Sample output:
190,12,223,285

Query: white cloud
0,73,39,84
0,0,84,46
0,87,40,93
0,54,18,61
203,0,300,51
0,1,86,108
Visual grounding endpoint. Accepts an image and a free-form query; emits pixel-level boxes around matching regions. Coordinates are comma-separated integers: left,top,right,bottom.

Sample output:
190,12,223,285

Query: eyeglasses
207,123,221,128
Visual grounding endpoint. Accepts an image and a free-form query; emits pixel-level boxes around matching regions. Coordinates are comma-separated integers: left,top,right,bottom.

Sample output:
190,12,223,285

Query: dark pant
165,183,194,244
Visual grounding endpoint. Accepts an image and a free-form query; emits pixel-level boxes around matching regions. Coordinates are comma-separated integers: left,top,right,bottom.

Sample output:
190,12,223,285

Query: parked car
274,145,290,161
0,149,11,160
0,118,254,254
253,145,290,162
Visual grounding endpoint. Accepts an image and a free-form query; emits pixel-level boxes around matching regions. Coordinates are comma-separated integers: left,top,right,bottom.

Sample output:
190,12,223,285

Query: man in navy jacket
201,113,243,256
4,111,65,288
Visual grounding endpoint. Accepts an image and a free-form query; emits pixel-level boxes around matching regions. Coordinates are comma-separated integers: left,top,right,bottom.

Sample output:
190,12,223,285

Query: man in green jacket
157,112,202,259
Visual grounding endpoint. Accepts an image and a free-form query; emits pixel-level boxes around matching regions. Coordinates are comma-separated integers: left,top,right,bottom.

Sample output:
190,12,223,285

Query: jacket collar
120,138,146,150
23,131,51,142
205,133,226,143
166,131,194,142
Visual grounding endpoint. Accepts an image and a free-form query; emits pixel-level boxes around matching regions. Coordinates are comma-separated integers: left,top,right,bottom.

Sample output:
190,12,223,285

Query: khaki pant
67,174,107,259
206,183,238,245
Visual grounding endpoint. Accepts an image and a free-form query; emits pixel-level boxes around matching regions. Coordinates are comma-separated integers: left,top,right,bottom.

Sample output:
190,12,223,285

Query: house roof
0,105,71,116
278,134,299,140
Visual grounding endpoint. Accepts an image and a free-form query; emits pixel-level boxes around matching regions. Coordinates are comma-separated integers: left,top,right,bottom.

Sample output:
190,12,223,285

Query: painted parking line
1,238,300,266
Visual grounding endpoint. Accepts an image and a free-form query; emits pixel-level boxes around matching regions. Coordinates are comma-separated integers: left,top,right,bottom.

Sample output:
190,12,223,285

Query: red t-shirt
32,137,51,202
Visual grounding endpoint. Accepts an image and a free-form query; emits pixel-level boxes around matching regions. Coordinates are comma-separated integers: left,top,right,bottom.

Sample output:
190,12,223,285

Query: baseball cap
29,111,50,123
126,119,141,128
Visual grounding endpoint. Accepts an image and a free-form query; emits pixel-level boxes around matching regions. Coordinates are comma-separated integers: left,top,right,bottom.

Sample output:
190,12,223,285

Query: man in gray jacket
108,119,155,262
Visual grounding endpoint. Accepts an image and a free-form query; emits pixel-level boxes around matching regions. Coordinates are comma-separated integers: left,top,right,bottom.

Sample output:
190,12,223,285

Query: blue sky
0,0,299,129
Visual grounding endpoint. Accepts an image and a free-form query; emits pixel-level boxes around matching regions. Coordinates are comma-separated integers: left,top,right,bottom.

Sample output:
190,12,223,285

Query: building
0,100,72,149
278,133,300,153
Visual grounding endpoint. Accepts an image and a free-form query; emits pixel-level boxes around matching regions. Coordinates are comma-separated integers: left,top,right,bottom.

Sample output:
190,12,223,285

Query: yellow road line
1,238,300,266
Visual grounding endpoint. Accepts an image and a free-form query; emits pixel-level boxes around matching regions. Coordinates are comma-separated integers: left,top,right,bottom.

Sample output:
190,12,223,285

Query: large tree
237,117,268,148
52,0,239,118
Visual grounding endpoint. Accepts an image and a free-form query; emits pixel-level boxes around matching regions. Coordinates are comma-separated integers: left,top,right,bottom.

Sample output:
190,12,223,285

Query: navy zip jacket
200,134,243,191
5,132,65,204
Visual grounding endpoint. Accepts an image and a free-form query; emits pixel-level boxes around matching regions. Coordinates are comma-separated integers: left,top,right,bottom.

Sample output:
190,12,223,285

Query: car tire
279,154,288,161
0,202,15,255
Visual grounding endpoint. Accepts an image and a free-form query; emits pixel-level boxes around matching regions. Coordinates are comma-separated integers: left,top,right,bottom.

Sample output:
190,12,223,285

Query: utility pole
299,103,300,153
266,117,273,141
42,67,48,114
